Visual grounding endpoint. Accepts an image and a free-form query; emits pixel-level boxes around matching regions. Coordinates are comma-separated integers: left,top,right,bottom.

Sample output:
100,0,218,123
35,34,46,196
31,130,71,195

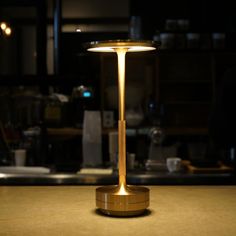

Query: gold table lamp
86,40,159,216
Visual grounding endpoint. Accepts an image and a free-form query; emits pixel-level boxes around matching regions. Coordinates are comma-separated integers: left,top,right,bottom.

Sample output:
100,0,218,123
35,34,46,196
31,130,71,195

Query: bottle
82,110,102,167
153,30,160,42
129,16,142,40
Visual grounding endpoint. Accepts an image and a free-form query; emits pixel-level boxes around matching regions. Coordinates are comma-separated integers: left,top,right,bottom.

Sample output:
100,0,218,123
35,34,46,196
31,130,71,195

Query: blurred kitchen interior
0,0,236,176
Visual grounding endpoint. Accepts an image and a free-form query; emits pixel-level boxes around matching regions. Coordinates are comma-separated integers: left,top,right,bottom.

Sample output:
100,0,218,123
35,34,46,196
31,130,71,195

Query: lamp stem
116,48,127,188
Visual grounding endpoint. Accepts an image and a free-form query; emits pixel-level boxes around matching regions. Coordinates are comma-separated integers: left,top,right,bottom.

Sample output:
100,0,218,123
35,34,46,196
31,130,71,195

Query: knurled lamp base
96,185,149,216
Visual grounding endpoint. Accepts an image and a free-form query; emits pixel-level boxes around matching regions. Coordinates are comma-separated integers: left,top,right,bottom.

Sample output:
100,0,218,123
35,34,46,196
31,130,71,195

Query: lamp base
96,185,149,216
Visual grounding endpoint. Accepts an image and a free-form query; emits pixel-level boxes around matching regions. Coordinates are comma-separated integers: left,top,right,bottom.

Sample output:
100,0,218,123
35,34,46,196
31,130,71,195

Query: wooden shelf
0,75,84,86
160,80,211,84
163,101,210,105
47,126,208,137
165,127,208,136
158,50,236,55
47,128,82,137
47,127,117,137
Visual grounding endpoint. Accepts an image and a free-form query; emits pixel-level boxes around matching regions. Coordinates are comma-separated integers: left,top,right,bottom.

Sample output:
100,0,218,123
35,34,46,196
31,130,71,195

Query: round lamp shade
85,39,160,52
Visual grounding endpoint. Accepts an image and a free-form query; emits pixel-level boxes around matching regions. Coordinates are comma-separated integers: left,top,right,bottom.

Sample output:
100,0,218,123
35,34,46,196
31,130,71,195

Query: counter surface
0,186,236,236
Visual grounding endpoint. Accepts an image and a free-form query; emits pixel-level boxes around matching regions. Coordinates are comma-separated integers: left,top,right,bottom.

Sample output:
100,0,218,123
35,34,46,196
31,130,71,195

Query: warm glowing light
88,45,156,52
0,173,5,178
86,40,157,53
76,28,81,32
5,27,11,36
117,184,129,195
0,22,7,30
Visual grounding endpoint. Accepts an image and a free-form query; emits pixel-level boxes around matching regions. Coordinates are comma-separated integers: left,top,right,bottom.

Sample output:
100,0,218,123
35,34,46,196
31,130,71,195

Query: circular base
96,185,149,216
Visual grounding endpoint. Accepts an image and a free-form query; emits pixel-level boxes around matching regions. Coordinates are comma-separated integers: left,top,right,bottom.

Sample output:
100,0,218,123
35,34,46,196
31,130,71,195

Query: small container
166,157,182,173
129,16,142,40
14,149,26,166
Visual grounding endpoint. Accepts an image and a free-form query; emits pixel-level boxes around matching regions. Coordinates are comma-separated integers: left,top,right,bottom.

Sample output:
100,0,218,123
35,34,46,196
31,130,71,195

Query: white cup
14,149,27,166
166,157,182,173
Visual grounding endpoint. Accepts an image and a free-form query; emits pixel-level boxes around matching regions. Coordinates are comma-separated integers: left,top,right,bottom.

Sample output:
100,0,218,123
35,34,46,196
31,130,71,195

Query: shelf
47,128,82,137
47,127,117,137
160,80,211,84
158,49,236,54
163,101,210,105
165,127,208,136
0,75,84,86
47,126,208,137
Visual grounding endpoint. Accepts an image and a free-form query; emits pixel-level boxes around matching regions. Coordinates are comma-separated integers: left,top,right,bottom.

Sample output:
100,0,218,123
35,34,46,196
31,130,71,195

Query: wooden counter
0,186,236,236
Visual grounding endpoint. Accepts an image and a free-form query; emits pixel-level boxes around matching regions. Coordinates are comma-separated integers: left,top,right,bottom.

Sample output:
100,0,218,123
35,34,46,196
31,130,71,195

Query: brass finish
86,40,158,216
118,120,126,186
86,39,159,52
96,185,149,216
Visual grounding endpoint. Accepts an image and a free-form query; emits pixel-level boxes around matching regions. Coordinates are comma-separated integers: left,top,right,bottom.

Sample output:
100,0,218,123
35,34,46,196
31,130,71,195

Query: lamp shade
85,39,160,52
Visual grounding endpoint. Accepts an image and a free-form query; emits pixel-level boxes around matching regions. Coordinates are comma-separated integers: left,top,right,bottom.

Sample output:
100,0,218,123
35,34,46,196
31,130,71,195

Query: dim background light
5,27,12,36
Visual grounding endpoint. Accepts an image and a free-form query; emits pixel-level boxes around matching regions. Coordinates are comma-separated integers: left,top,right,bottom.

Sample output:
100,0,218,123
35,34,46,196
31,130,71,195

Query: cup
166,157,182,173
14,149,27,166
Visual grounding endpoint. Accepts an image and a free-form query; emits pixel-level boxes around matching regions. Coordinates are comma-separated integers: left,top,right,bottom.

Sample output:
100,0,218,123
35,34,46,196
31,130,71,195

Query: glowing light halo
5,27,11,36
86,40,158,52
0,22,7,30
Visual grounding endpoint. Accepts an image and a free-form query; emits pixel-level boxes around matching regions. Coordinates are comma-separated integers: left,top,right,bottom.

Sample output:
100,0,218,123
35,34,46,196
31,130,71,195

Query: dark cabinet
158,51,236,132
99,49,236,135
